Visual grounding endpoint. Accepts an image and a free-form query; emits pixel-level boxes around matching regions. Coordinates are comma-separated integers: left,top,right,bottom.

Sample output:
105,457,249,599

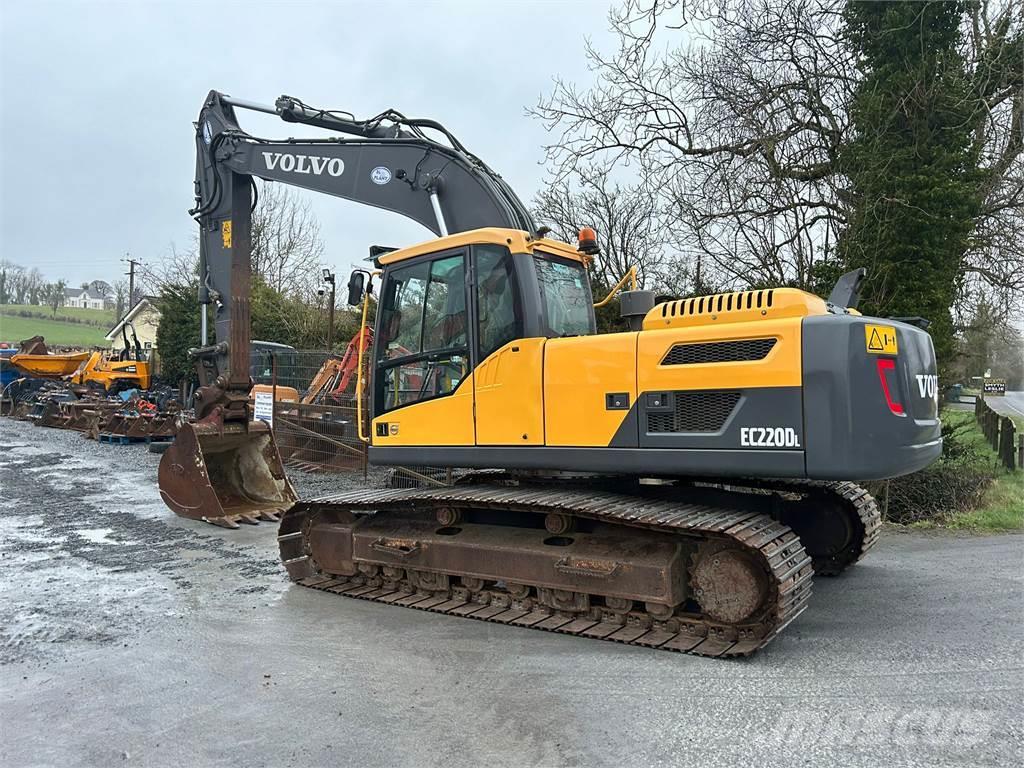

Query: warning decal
221,220,232,249
865,324,898,355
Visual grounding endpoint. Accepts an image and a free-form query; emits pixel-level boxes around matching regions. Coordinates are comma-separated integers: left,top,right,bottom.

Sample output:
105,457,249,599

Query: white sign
253,391,274,427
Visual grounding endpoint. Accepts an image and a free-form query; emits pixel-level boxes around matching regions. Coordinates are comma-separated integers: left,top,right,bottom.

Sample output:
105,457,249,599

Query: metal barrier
263,349,368,474
975,396,1020,471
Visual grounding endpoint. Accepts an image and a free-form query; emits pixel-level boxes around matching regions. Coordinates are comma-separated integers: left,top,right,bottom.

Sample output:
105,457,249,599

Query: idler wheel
436,507,462,527
545,512,574,535
690,544,768,624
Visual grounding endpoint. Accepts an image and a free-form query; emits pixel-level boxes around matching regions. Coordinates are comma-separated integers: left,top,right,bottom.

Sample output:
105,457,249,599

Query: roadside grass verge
886,410,1023,533
942,472,1023,531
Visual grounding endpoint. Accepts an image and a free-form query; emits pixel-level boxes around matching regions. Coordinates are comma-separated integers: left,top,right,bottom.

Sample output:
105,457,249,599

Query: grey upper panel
802,314,941,480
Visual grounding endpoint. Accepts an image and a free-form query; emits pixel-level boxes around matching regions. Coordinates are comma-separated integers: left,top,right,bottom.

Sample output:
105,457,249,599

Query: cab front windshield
533,254,594,337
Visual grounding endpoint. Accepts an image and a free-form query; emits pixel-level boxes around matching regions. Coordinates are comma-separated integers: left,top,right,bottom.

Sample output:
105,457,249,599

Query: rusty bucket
158,420,298,528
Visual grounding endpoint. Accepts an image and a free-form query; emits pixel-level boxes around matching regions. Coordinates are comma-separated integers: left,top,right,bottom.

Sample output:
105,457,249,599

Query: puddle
77,528,130,545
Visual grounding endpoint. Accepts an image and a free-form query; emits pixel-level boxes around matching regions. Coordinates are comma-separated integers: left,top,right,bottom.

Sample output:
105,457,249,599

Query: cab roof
373,228,588,268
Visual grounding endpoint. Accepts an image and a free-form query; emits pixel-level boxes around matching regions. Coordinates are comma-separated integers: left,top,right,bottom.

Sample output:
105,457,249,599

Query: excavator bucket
158,420,297,528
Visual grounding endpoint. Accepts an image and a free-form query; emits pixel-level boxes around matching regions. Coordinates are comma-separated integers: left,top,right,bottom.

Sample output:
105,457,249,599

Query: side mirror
347,270,366,306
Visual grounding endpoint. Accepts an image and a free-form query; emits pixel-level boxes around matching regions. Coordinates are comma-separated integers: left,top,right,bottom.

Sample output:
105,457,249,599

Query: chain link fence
257,348,368,474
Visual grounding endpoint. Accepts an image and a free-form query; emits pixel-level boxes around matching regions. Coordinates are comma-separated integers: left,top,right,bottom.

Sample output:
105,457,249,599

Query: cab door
370,249,475,446
472,245,545,445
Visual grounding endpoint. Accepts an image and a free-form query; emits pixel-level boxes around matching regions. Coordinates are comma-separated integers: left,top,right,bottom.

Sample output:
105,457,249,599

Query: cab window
475,245,522,360
534,254,594,337
377,253,468,412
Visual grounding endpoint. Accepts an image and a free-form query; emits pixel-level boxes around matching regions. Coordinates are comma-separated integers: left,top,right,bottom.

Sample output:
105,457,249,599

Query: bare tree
533,0,1023,310
46,280,67,317
145,181,325,301
251,182,325,297
111,279,129,320
8,264,28,304
958,0,1024,320
533,166,666,290
0,261,15,304
25,268,44,306
533,0,850,290
139,241,199,296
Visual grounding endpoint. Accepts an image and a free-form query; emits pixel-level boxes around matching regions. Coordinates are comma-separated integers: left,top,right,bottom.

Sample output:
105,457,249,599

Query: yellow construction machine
9,329,151,393
72,321,152,392
158,91,942,655
68,352,151,393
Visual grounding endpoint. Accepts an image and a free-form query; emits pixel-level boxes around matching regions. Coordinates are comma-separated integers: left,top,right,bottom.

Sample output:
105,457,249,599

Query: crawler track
279,485,814,657
455,473,881,576
684,479,880,576
759,480,880,576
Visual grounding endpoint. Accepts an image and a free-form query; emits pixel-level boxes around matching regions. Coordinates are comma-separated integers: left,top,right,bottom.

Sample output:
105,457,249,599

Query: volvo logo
916,374,938,400
261,152,345,177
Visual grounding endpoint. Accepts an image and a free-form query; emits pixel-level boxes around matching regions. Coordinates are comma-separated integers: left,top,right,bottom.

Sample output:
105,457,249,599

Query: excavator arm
160,90,536,526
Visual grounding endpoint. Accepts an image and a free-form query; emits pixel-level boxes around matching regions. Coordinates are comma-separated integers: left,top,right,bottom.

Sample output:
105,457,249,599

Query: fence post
1018,434,1023,471
271,352,278,433
998,416,1015,471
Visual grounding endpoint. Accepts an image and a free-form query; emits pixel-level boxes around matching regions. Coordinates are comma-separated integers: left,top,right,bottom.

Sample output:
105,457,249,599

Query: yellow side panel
544,333,638,446
475,339,546,445
637,318,802,393
371,376,476,447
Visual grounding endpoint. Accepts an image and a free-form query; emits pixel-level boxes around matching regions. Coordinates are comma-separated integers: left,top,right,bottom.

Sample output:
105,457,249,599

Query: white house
65,286,109,310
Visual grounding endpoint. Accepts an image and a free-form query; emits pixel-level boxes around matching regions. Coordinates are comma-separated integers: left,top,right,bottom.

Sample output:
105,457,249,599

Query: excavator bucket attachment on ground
158,420,297,528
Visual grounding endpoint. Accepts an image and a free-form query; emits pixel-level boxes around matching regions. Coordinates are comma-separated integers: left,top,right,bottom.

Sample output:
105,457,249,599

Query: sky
0,0,616,288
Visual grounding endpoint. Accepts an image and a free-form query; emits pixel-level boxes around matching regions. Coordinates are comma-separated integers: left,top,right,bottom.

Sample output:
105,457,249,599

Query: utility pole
122,254,142,314
322,269,336,351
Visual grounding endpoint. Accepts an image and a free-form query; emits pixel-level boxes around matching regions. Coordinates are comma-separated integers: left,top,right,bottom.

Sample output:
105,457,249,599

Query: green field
0,313,109,347
0,303,115,326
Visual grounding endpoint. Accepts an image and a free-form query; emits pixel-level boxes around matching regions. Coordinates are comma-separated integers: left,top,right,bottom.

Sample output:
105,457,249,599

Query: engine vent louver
647,391,741,433
661,338,777,366
659,289,775,319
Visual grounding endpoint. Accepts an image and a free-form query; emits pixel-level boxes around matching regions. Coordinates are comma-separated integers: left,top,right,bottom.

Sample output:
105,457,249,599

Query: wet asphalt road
1,417,1021,768
987,391,1024,421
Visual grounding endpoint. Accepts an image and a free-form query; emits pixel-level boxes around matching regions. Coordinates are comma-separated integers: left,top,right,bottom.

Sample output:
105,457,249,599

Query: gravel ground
1,417,1021,768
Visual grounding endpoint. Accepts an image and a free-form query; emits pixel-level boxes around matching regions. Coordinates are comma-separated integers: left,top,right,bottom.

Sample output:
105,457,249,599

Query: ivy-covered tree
834,1,985,369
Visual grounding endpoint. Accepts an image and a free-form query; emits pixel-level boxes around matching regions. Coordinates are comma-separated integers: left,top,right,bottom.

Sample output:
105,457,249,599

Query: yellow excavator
158,91,942,656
